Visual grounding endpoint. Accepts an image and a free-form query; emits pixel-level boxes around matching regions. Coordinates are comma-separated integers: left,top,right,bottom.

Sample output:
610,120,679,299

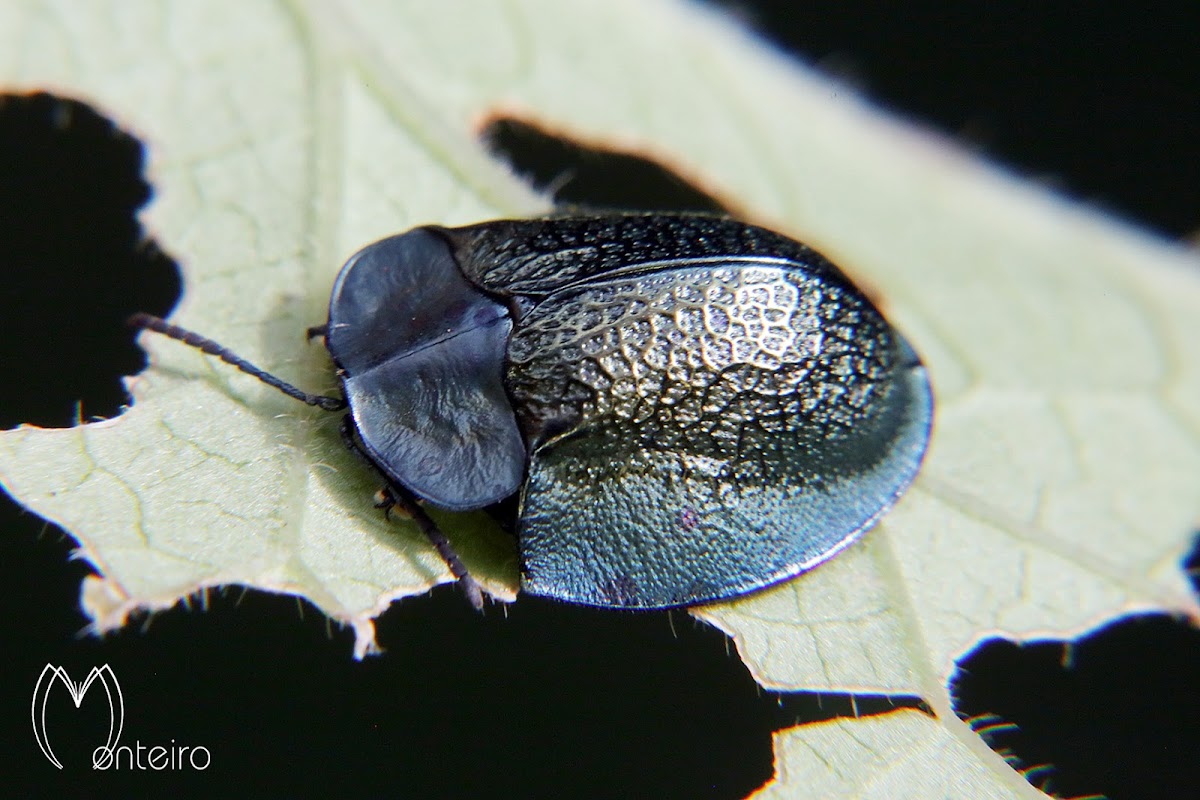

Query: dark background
2,4,1198,798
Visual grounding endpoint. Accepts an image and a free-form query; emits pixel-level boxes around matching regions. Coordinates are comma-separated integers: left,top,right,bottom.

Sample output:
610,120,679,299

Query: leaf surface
1,1,1197,794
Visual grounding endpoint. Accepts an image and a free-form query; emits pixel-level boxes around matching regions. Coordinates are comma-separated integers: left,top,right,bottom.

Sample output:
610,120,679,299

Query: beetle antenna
128,313,347,411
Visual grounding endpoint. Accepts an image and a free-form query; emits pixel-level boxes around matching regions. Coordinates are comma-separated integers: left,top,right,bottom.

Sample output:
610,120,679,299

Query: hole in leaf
951,612,1200,800
481,117,728,213
724,2,1200,238
368,591,929,797
0,91,180,429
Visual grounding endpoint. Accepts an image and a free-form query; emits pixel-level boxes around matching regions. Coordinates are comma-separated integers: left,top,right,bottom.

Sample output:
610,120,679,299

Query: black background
2,4,1198,799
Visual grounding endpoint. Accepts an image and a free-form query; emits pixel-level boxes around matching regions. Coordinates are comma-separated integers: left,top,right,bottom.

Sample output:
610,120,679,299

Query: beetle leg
372,487,416,521
373,488,397,519
338,415,485,611
305,323,329,341
379,484,484,612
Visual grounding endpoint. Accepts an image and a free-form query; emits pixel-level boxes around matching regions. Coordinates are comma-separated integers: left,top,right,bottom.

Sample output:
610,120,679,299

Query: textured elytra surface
441,214,932,608
507,262,893,454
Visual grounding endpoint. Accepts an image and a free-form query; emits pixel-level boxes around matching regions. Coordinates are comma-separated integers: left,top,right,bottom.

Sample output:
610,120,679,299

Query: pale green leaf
753,711,1028,799
1,1,1198,795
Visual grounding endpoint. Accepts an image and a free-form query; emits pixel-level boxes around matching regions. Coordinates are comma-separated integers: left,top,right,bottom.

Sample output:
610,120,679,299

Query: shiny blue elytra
325,213,932,608
134,213,932,610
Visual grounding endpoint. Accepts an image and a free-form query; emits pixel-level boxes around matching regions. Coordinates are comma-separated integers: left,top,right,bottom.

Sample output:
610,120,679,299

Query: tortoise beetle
132,213,933,610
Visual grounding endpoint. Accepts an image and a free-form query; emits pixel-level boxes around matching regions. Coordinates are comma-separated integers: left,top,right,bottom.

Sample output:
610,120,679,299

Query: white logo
31,664,210,770
31,664,124,770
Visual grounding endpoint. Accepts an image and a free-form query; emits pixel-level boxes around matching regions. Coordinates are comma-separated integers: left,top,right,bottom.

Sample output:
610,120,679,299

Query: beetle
131,212,933,611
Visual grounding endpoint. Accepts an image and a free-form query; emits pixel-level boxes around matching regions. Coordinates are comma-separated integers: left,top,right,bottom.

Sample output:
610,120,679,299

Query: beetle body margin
325,213,933,609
